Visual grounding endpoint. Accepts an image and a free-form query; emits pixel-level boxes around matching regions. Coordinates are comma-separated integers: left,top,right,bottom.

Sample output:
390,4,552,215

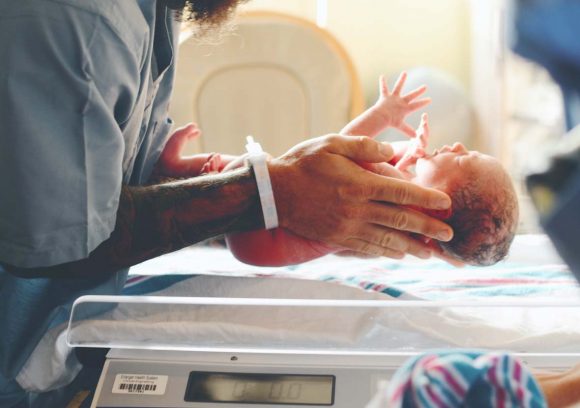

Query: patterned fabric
129,235,580,302
386,351,546,408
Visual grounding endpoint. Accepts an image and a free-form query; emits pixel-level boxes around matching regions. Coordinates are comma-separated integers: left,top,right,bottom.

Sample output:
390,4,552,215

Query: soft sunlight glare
316,0,328,28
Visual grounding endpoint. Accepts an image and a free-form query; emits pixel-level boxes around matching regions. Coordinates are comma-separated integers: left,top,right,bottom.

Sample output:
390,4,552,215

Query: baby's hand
395,113,430,173
199,153,224,175
375,72,431,138
415,112,430,149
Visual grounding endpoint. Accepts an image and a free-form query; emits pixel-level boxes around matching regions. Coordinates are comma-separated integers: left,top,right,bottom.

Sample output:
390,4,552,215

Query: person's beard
166,0,248,29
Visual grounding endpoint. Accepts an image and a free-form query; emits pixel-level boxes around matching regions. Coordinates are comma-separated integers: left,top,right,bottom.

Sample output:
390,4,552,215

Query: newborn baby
226,113,518,267
158,73,518,266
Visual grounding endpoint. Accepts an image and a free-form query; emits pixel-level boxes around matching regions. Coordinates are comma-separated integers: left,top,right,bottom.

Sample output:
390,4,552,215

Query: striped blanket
376,351,546,408
127,234,580,301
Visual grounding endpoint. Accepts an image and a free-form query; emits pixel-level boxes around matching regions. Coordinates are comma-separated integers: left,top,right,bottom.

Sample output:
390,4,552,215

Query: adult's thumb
328,135,393,163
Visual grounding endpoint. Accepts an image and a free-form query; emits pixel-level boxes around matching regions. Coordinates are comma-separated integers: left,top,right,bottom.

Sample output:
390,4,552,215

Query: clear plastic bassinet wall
68,296,580,361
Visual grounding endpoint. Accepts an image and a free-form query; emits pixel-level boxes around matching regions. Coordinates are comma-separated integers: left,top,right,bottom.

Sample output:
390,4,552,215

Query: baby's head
414,143,519,266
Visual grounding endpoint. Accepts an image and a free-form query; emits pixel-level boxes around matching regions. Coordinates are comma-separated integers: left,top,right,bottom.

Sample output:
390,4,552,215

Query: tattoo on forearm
122,167,263,259
8,167,263,278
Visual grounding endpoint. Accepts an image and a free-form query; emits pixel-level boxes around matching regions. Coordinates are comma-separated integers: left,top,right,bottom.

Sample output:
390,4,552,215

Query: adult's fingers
434,251,466,267
343,238,405,259
428,241,466,267
358,224,433,259
334,250,380,259
368,174,452,210
325,135,394,163
364,162,406,179
366,201,453,241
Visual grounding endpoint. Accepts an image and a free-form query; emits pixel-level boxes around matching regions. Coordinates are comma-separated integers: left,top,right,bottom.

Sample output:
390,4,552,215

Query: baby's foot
158,123,201,169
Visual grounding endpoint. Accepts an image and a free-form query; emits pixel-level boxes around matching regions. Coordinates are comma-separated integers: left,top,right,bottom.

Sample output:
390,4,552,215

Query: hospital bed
56,234,580,407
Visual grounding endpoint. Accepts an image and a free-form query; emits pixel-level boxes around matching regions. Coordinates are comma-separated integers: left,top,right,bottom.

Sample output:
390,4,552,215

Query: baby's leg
226,229,337,266
222,154,337,266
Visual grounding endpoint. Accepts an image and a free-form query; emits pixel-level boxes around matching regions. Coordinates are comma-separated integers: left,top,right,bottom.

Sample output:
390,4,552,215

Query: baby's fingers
160,123,200,164
408,98,432,112
379,75,389,96
403,85,427,102
417,113,430,141
392,71,407,96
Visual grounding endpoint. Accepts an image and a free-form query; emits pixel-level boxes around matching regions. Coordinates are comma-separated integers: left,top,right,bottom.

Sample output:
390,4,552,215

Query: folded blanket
367,351,546,408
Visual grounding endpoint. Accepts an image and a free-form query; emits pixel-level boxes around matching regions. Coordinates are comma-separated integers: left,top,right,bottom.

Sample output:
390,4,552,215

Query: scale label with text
112,373,168,395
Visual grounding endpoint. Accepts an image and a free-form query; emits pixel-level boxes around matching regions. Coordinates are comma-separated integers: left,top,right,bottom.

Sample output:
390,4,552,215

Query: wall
239,0,471,106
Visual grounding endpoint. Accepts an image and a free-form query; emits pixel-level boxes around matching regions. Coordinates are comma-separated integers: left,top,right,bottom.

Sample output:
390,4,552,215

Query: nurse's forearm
7,167,263,278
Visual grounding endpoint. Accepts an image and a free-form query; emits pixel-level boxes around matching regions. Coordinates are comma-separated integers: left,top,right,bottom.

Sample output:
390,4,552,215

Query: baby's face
412,142,518,265
413,143,504,192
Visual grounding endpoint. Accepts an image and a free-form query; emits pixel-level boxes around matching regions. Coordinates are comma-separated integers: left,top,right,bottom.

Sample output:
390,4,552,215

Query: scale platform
67,296,580,408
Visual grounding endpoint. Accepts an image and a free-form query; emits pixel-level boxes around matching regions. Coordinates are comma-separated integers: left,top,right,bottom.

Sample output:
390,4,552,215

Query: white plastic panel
68,296,580,357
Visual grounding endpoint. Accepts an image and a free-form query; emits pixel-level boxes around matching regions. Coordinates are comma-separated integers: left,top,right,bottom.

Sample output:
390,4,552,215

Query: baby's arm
341,72,430,138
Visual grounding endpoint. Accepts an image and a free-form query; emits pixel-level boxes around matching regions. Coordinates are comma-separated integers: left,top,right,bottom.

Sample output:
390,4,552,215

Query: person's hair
168,0,249,37
439,174,519,266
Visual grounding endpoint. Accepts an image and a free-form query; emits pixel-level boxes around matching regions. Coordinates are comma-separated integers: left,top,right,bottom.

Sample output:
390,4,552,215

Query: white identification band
245,136,279,229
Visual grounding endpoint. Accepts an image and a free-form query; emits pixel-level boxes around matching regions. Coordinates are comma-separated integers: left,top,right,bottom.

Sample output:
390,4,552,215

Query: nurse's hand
268,135,453,259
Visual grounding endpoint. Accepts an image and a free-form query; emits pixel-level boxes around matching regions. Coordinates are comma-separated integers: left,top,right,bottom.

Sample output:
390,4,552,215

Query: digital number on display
185,371,335,405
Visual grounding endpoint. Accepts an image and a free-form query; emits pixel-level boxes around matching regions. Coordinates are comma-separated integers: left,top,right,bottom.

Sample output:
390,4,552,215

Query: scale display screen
185,371,335,405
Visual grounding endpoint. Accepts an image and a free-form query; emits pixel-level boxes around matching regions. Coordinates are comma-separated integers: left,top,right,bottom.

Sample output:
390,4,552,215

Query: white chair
170,11,364,156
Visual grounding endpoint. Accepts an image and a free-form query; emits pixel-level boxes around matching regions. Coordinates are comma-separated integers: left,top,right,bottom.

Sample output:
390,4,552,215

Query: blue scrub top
0,0,178,268
0,0,180,404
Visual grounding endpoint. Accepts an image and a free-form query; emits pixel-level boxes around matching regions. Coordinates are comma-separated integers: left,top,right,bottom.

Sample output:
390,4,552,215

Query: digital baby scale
67,296,580,407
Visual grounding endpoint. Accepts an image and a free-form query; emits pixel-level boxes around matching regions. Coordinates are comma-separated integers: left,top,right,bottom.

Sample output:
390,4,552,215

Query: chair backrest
170,11,364,156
